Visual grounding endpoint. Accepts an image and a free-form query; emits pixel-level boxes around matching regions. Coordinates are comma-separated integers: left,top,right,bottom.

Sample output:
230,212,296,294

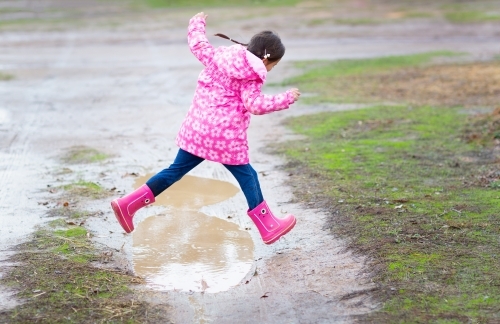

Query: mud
1,1,500,322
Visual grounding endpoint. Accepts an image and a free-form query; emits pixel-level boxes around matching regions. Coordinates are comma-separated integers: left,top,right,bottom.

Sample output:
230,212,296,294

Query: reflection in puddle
133,212,253,292
146,174,240,210
132,174,254,293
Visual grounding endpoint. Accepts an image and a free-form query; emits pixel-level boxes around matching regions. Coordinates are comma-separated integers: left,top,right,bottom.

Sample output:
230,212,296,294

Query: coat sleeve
240,80,295,115
187,16,214,66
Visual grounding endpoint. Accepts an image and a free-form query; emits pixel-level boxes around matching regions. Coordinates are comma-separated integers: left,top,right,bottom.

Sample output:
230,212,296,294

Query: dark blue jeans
146,149,264,210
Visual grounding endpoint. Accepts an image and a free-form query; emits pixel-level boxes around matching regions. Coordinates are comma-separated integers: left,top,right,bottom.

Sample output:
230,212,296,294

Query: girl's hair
214,31,285,62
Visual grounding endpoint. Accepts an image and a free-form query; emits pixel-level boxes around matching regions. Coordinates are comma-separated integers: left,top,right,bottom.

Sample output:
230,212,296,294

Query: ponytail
215,31,285,62
214,33,248,46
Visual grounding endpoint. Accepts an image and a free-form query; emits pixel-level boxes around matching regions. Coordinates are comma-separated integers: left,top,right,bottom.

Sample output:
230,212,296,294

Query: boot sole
111,200,133,233
264,217,296,245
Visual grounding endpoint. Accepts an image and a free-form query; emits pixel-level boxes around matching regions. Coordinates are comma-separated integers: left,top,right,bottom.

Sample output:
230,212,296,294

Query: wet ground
1,2,500,323
132,174,254,293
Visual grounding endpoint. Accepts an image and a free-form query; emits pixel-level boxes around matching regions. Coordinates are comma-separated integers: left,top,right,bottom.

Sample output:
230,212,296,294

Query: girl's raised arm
188,12,214,66
241,80,297,115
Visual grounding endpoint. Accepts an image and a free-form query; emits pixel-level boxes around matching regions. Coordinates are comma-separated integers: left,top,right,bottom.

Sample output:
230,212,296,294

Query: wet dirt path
1,12,500,322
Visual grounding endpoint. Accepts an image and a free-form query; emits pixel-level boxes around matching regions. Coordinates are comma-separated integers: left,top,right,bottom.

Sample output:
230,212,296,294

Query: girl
111,12,301,245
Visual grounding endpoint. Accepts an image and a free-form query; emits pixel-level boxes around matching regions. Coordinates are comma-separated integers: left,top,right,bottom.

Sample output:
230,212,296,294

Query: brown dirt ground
320,62,500,108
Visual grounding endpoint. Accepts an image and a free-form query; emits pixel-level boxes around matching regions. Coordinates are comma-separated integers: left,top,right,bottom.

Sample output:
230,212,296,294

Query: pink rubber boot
247,200,296,244
110,184,155,233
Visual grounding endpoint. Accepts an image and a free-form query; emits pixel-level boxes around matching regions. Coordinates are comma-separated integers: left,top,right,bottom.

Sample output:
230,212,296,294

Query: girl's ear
262,58,269,66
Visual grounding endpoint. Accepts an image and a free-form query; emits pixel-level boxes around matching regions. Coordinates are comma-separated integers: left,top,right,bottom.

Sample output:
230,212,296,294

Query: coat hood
212,44,267,82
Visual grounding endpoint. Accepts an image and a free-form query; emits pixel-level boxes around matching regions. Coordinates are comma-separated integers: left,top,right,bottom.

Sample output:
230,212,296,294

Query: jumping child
111,12,301,244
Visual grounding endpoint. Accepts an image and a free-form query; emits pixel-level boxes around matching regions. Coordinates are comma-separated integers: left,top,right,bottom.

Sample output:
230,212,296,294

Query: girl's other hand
193,12,208,20
290,88,301,102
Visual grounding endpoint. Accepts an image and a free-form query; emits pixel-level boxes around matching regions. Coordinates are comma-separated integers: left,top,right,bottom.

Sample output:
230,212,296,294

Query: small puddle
132,174,254,293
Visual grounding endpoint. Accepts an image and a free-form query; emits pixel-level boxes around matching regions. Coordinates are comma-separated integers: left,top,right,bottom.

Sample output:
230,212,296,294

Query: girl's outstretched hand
193,12,208,20
290,88,301,102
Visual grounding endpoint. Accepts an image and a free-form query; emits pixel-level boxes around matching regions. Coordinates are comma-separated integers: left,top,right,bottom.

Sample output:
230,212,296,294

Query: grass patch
48,218,68,228
62,146,109,164
0,8,24,14
0,72,14,81
0,227,171,323
274,53,500,321
445,10,500,23
334,18,380,25
285,51,458,80
136,0,299,8
278,104,500,322
403,11,434,19
283,55,499,107
62,180,111,199
282,51,459,103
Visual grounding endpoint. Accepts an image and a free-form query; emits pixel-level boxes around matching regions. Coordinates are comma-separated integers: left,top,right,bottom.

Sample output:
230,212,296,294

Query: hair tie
264,49,271,59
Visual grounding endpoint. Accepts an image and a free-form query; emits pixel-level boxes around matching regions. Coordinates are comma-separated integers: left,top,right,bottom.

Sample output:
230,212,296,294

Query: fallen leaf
122,172,139,178
201,279,209,292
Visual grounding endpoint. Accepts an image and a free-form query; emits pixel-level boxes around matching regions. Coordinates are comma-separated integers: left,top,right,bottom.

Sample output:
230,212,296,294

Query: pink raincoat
175,16,296,165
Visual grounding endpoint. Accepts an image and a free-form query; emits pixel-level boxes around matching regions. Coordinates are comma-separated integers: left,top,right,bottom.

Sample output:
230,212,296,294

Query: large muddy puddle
132,174,254,293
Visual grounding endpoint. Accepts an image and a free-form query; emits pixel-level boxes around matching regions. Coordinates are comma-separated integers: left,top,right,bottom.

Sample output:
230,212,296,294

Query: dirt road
1,3,499,323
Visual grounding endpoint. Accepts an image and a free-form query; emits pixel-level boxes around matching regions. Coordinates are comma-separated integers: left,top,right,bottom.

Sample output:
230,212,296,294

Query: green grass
445,10,500,23
48,218,68,228
0,8,24,14
62,146,109,164
62,180,109,199
55,227,88,238
281,51,460,103
0,72,14,81
288,51,458,80
280,104,500,322
334,18,380,25
0,226,169,323
403,11,434,19
53,228,93,263
136,0,299,8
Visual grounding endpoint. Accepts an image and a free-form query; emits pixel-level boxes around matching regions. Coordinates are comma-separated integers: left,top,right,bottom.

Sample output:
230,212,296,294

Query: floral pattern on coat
176,16,296,165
